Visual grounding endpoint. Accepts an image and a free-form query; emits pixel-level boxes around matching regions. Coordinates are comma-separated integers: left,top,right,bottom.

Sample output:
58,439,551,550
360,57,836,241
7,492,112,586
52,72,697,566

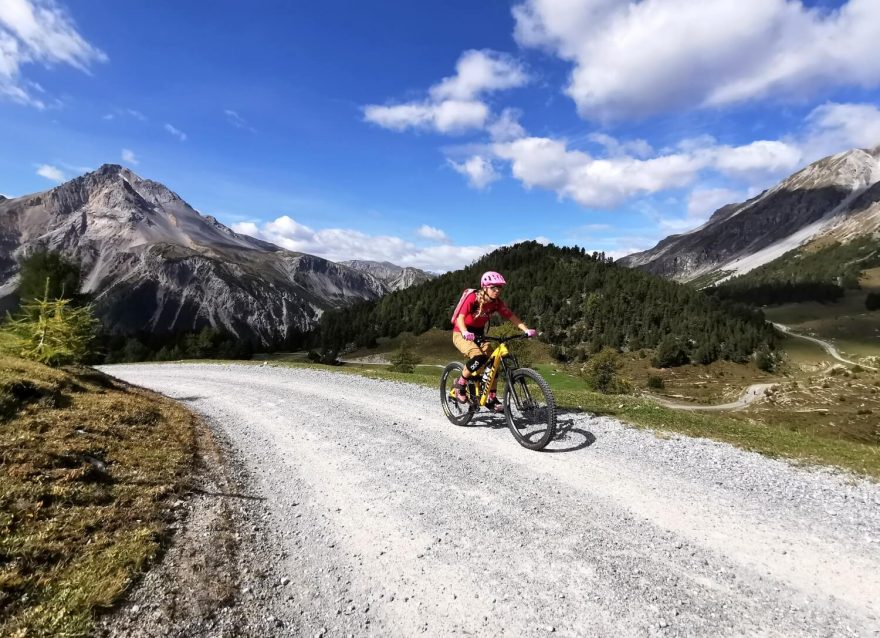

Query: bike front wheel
440,362,475,426
503,367,556,450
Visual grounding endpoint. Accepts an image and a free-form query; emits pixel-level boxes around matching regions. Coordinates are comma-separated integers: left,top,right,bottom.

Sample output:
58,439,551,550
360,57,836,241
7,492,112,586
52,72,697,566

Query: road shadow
543,408,596,453
466,407,596,453
171,395,206,402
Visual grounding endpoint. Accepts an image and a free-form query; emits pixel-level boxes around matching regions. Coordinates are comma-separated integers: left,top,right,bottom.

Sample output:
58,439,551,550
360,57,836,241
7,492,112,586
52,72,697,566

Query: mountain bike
440,334,557,451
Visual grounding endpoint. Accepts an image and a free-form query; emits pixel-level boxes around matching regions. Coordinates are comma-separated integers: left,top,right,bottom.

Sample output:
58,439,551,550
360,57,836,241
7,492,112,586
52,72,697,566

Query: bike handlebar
475,333,532,344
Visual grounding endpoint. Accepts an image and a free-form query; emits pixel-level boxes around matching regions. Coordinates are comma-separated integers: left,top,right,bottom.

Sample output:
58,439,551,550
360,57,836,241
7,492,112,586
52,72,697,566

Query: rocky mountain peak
0,165,424,344
778,147,879,193
619,144,880,282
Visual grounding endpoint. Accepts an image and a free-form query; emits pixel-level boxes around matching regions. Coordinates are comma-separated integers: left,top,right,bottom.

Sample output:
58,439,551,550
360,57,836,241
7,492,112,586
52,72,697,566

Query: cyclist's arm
455,313,470,334
508,315,529,332
498,302,529,332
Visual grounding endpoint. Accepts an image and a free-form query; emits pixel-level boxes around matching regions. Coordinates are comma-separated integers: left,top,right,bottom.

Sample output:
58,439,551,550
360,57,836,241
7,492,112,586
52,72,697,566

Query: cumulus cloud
164,123,187,141
487,108,526,142
121,148,138,165
448,155,499,189
0,0,106,108
363,49,528,134
512,0,880,120
801,102,880,159
364,100,489,134
36,163,64,182
232,215,497,272
491,133,803,208
416,224,450,242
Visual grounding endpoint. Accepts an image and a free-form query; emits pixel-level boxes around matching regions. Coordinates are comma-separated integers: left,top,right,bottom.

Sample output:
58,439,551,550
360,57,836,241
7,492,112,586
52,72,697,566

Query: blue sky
2,0,880,272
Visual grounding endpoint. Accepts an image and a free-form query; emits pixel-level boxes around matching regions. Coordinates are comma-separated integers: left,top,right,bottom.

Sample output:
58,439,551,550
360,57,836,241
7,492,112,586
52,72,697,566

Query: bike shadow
466,408,596,453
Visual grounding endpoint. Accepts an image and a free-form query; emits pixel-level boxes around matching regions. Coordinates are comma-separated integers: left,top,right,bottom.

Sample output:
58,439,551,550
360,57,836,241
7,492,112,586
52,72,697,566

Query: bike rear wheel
503,367,556,450
440,362,476,426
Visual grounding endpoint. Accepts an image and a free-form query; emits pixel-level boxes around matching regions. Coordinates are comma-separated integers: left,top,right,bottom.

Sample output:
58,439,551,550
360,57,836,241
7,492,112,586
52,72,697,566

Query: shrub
651,335,689,368
646,375,665,390
866,291,880,311
580,347,632,394
754,344,783,372
389,337,422,373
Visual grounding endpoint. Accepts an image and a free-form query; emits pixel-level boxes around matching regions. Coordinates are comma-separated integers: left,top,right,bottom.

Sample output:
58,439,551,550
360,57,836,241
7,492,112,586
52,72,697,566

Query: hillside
620,146,880,283
317,242,777,366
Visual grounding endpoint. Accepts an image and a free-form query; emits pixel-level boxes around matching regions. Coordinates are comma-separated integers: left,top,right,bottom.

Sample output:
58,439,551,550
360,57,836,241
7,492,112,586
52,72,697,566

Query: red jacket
453,291,513,334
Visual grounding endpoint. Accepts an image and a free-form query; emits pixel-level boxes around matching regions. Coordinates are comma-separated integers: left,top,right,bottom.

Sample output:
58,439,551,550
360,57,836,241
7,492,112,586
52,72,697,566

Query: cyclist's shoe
454,378,469,403
486,393,504,413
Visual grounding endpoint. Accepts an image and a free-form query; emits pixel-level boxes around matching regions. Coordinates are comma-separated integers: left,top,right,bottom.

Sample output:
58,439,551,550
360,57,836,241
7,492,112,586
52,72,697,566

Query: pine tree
0,281,98,366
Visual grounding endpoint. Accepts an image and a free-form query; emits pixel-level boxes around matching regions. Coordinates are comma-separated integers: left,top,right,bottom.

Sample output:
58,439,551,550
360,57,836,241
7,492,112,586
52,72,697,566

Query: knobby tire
440,361,475,426
503,367,557,451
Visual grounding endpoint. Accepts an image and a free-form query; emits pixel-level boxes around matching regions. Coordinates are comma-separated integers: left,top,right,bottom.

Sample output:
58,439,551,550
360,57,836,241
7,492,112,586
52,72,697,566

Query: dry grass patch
0,356,198,637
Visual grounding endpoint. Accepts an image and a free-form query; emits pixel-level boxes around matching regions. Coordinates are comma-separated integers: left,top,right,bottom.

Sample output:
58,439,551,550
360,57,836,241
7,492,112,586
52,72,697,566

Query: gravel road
101,363,880,637
773,322,879,371
647,383,778,412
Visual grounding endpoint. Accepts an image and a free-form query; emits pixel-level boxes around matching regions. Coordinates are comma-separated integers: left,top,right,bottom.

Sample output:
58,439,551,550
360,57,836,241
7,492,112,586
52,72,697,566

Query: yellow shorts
452,332,491,359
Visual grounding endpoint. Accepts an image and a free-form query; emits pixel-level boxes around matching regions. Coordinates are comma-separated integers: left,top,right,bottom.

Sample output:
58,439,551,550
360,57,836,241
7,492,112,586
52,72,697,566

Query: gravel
100,362,880,637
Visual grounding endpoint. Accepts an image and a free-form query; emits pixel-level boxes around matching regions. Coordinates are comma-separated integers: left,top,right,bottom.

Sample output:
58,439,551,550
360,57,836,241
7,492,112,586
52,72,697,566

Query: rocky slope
340,259,434,291
0,165,393,344
619,146,880,283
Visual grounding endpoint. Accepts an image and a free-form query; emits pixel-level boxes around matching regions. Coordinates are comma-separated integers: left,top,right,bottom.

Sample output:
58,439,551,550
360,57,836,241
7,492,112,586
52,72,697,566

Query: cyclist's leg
452,333,486,401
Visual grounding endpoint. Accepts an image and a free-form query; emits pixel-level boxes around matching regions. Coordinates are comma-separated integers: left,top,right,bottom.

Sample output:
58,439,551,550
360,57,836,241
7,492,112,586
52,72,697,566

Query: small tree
652,335,689,368
0,282,98,366
580,347,632,394
389,337,422,373
17,249,82,304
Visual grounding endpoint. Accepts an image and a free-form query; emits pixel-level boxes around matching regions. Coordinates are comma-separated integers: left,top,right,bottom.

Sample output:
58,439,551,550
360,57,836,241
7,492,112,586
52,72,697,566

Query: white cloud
416,224,449,242
225,108,256,132
364,98,489,135
0,0,106,108
487,108,526,142
492,134,802,208
429,49,528,102
686,187,745,219
36,163,64,182
126,108,146,121
448,155,499,189
121,148,138,165
364,49,527,134
801,102,880,159
232,215,497,272
588,133,653,159
164,123,187,141
512,0,880,120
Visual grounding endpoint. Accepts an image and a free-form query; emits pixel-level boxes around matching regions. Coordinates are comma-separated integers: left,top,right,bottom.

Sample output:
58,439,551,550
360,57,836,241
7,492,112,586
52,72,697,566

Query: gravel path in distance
100,363,880,637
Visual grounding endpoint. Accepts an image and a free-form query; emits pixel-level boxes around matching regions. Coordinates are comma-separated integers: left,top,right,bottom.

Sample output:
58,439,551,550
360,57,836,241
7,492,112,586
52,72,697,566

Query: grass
0,356,199,637
763,289,880,360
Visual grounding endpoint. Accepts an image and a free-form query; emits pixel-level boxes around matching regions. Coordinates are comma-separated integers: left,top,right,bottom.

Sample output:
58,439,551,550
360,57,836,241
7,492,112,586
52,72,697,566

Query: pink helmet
480,271,507,288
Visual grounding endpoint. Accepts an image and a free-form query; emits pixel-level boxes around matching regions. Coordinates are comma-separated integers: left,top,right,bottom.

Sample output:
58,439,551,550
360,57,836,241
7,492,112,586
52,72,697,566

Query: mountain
318,242,777,367
0,165,396,345
340,260,434,291
619,146,880,284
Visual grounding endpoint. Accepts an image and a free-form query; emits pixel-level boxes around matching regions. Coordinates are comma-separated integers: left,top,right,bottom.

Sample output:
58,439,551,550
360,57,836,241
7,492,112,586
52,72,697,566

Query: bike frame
470,335,525,407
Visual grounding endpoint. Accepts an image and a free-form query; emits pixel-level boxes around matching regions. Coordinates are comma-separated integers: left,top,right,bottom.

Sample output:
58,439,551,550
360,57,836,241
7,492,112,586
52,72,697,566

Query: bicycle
439,334,557,451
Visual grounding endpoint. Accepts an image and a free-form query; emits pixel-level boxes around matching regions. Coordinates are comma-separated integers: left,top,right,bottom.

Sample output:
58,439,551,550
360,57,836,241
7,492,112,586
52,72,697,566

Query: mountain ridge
0,165,420,344
619,146,880,283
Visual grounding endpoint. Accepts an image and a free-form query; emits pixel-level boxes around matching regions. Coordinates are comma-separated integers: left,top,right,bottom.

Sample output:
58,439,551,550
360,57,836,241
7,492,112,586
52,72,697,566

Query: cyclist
452,271,537,412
